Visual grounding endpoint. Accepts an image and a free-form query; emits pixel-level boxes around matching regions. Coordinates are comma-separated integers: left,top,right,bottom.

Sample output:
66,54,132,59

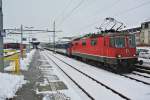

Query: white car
137,47,150,59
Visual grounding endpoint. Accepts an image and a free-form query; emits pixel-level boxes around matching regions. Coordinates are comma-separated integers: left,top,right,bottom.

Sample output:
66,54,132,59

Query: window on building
91,39,97,46
82,40,86,46
142,24,145,29
145,23,148,29
148,31,150,43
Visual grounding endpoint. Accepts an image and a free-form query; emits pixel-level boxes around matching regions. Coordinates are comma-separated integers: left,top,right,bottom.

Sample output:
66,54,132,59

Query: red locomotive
66,18,143,72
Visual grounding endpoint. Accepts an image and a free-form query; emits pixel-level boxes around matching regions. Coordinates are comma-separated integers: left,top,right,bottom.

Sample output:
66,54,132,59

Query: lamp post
0,0,4,70
53,21,56,53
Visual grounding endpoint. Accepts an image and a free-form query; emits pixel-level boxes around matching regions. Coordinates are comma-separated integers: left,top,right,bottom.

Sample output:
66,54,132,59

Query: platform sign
0,30,6,37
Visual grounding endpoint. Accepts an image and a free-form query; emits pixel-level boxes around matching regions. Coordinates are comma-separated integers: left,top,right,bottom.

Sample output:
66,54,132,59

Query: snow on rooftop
121,25,141,31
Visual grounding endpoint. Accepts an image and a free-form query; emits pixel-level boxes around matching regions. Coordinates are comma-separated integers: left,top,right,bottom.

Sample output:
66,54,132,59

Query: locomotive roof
72,31,132,41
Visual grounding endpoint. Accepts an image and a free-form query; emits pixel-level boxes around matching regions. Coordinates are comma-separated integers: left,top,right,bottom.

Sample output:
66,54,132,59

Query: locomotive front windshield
110,37,125,48
110,35,136,48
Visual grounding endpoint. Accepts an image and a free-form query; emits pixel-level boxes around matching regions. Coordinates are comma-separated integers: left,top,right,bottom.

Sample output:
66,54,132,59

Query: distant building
140,21,150,46
4,43,26,49
122,26,141,46
121,21,150,46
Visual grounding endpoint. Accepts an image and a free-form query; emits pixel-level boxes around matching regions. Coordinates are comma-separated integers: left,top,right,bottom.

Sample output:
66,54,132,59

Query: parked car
137,47,150,59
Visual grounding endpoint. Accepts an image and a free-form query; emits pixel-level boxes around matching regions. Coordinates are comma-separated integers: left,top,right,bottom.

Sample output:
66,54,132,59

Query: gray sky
3,0,150,42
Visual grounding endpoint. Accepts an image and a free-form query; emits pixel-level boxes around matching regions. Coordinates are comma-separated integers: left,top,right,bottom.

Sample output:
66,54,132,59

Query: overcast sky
3,0,150,42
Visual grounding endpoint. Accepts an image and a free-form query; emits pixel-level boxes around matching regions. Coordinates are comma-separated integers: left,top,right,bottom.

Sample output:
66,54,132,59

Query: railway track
121,74,150,86
49,50,150,86
43,52,95,100
43,50,130,100
46,49,150,85
132,71,150,78
38,61,70,100
135,65,150,74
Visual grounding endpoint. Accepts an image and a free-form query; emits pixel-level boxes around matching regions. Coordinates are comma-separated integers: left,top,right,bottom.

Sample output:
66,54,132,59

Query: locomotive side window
75,42,78,45
110,37,115,47
82,40,86,46
115,37,125,48
91,39,97,46
128,35,136,47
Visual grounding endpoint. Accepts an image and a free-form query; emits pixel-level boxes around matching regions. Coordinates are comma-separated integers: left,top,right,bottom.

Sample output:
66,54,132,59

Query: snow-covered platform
2,49,150,100
40,49,150,100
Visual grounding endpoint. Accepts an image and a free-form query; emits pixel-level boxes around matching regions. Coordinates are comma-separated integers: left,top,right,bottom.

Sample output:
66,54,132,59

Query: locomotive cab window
110,37,115,47
91,39,97,46
115,37,125,48
128,35,136,47
82,40,86,46
109,37,125,48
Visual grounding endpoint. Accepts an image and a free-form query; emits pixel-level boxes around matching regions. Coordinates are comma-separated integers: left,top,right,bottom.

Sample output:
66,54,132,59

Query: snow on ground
42,51,123,100
39,53,85,100
4,52,15,57
4,62,16,71
133,71,150,78
20,49,36,70
4,49,20,57
4,49,36,71
126,73,150,83
0,73,26,100
44,50,150,100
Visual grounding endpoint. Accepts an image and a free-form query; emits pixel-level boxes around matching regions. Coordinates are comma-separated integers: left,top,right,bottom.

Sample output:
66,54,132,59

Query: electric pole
0,0,3,70
53,21,56,53
20,25,23,59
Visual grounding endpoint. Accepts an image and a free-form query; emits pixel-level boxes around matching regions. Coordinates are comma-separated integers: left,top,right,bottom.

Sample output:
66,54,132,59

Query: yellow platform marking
3,50,20,74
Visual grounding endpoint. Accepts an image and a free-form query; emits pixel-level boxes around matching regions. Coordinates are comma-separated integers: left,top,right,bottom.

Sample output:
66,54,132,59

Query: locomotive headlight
117,54,121,58
133,54,136,57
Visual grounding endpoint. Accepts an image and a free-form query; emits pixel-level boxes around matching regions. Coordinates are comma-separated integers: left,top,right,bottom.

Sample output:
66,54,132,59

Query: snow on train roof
56,38,71,44
121,25,141,31
72,31,133,41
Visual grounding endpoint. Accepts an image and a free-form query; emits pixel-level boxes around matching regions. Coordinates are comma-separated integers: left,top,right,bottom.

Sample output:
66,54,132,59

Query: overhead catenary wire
75,0,122,32
55,0,73,22
77,0,150,33
58,0,85,27
57,0,121,34
92,0,121,16
114,0,150,16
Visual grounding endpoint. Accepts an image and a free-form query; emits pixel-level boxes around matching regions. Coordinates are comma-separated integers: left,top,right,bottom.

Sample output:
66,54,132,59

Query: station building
122,21,150,46
140,21,150,46
122,26,141,46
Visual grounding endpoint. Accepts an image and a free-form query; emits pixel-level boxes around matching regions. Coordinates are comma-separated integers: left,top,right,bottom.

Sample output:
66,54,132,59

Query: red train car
67,32,142,72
